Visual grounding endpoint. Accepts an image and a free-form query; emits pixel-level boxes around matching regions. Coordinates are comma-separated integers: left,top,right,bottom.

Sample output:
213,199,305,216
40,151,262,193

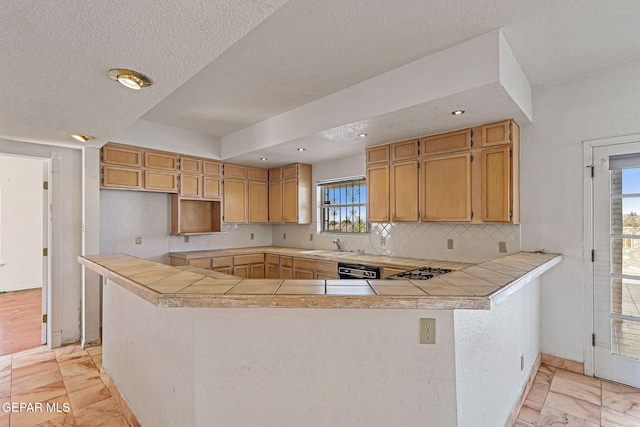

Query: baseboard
82,338,102,348
541,353,584,374
100,368,142,427
504,353,541,427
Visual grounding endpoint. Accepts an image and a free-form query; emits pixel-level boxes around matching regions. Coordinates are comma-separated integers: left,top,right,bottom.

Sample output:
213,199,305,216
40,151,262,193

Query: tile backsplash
272,222,520,264
169,223,273,253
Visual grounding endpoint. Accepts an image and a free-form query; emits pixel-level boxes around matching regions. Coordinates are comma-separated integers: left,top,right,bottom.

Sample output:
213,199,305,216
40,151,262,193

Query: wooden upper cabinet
283,179,299,223
248,181,269,223
180,157,202,174
145,152,177,171
481,146,511,222
420,129,471,156
481,120,513,147
249,167,269,181
269,167,283,181
390,160,419,222
282,164,298,179
269,180,283,223
203,160,222,176
101,166,142,189
223,178,248,223
224,164,248,179
179,174,202,198
422,153,471,221
203,176,221,199
366,145,390,165
390,139,419,161
101,144,142,167
144,170,178,193
367,164,390,222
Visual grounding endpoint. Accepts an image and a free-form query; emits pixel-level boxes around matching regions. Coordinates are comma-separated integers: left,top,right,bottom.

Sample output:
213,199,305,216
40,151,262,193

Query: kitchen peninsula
79,249,560,427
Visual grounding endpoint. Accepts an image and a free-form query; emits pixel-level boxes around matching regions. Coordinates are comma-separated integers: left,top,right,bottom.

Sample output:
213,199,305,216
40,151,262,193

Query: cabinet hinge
509,149,512,158
592,333,595,346
470,140,473,148
42,314,47,324
591,249,595,262
509,210,513,218
509,133,513,141
509,123,513,131
43,248,48,256
417,162,420,169
471,211,474,219
43,181,48,190
590,165,594,178
470,129,473,138
470,155,473,163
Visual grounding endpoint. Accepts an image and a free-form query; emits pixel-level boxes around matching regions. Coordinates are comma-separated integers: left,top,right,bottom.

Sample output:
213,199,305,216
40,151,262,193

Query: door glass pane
610,167,640,360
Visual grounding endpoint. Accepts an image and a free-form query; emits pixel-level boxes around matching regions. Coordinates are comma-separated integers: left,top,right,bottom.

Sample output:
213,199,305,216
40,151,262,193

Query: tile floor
0,343,129,427
515,363,640,426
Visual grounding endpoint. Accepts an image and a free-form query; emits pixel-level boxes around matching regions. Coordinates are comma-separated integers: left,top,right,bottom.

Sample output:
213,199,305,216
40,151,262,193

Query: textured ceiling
2,0,639,159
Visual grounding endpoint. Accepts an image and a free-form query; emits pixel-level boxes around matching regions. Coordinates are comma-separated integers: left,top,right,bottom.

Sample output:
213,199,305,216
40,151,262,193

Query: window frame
318,177,369,234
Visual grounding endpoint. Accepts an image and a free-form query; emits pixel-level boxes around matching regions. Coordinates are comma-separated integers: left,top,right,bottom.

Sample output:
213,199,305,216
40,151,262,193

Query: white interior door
593,141,640,388
41,160,49,345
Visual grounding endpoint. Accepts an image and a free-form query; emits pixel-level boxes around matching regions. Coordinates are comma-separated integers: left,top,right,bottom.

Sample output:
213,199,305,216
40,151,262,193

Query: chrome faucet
332,238,342,252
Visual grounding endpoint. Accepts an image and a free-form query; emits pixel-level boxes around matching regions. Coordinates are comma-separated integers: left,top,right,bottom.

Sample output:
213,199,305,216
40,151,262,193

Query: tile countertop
168,246,473,270
78,251,561,310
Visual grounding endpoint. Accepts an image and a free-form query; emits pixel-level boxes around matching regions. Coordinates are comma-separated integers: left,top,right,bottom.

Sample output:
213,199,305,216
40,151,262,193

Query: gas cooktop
385,266,453,281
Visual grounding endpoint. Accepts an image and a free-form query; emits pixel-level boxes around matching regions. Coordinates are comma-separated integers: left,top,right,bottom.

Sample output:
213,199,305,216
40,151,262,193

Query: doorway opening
0,155,48,356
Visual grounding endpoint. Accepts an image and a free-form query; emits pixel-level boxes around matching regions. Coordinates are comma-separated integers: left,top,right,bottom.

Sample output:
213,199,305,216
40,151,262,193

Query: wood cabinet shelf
171,195,221,235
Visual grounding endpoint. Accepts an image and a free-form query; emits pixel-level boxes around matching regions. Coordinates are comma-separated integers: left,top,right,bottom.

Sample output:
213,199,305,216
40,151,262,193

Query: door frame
582,133,640,377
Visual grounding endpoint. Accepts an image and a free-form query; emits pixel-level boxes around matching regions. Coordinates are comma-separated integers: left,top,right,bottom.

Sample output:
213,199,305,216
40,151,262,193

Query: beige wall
0,155,43,292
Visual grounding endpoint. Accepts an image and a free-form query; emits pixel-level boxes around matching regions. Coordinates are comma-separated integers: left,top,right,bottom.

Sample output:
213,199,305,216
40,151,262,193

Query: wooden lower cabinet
233,265,250,278
292,257,337,280
233,254,264,279
213,266,232,275
266,263,280,279
293,269,315,280
188,258,211,269
315,272,339,280
422,153,471,221
280,266,293,279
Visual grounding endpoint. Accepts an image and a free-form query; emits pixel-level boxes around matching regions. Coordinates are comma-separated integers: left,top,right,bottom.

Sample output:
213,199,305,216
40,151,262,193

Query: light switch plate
419,318,436,344
135,235,142,245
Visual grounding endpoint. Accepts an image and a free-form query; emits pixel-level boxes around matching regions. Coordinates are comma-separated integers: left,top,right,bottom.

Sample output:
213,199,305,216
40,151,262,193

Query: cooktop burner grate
385,266,452,281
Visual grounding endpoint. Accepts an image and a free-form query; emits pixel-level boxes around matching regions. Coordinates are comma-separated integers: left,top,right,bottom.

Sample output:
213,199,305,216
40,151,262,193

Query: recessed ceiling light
451,110,465,115
66,133,94,143
358,133,367,138
260,157,268,161
108,69,152,90
297,148,306,152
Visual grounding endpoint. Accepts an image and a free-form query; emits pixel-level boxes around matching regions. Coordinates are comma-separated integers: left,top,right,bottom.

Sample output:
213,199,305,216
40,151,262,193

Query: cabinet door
280,266,293,279
101,166,142,189
145,152,177,171
482,120,511,147
269,181,283,223
366,164,390,222
315,272,339,280
250,263,265,279
233,265,249,278
144,170,178,192
213,267,232,275
180,157,202,174
202,160,222,176
248,168,268,181
482,146,511,222
266,263,280,279
283,164,298,178
366,145,390,165
188,258,211,269
422,153,471,221
180,174,202,198
420,129,471,156
390,160,419,222
269,168,282,181
249,181,269,223
223,178,248,223
203,176,221,199
224,164,247,179
102,144,142,167
293,269,314,280
283,179,299,223
390,139,419,162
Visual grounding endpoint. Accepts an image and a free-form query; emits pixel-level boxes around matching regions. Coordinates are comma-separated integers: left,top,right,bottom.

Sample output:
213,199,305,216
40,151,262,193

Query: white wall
454,277,541,426
0,155,43,292
103,280,459,427
0,139,83,347
521,61,640,362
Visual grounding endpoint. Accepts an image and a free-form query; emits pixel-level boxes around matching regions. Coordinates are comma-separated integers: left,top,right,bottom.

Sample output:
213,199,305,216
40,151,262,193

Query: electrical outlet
380,236,386,245
447,239,454,249
498,241,507,253
184,235,190,243
135,235,142,245
250,233,254,240
310,234,313,241
283,233,287,240
419,318,436,344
